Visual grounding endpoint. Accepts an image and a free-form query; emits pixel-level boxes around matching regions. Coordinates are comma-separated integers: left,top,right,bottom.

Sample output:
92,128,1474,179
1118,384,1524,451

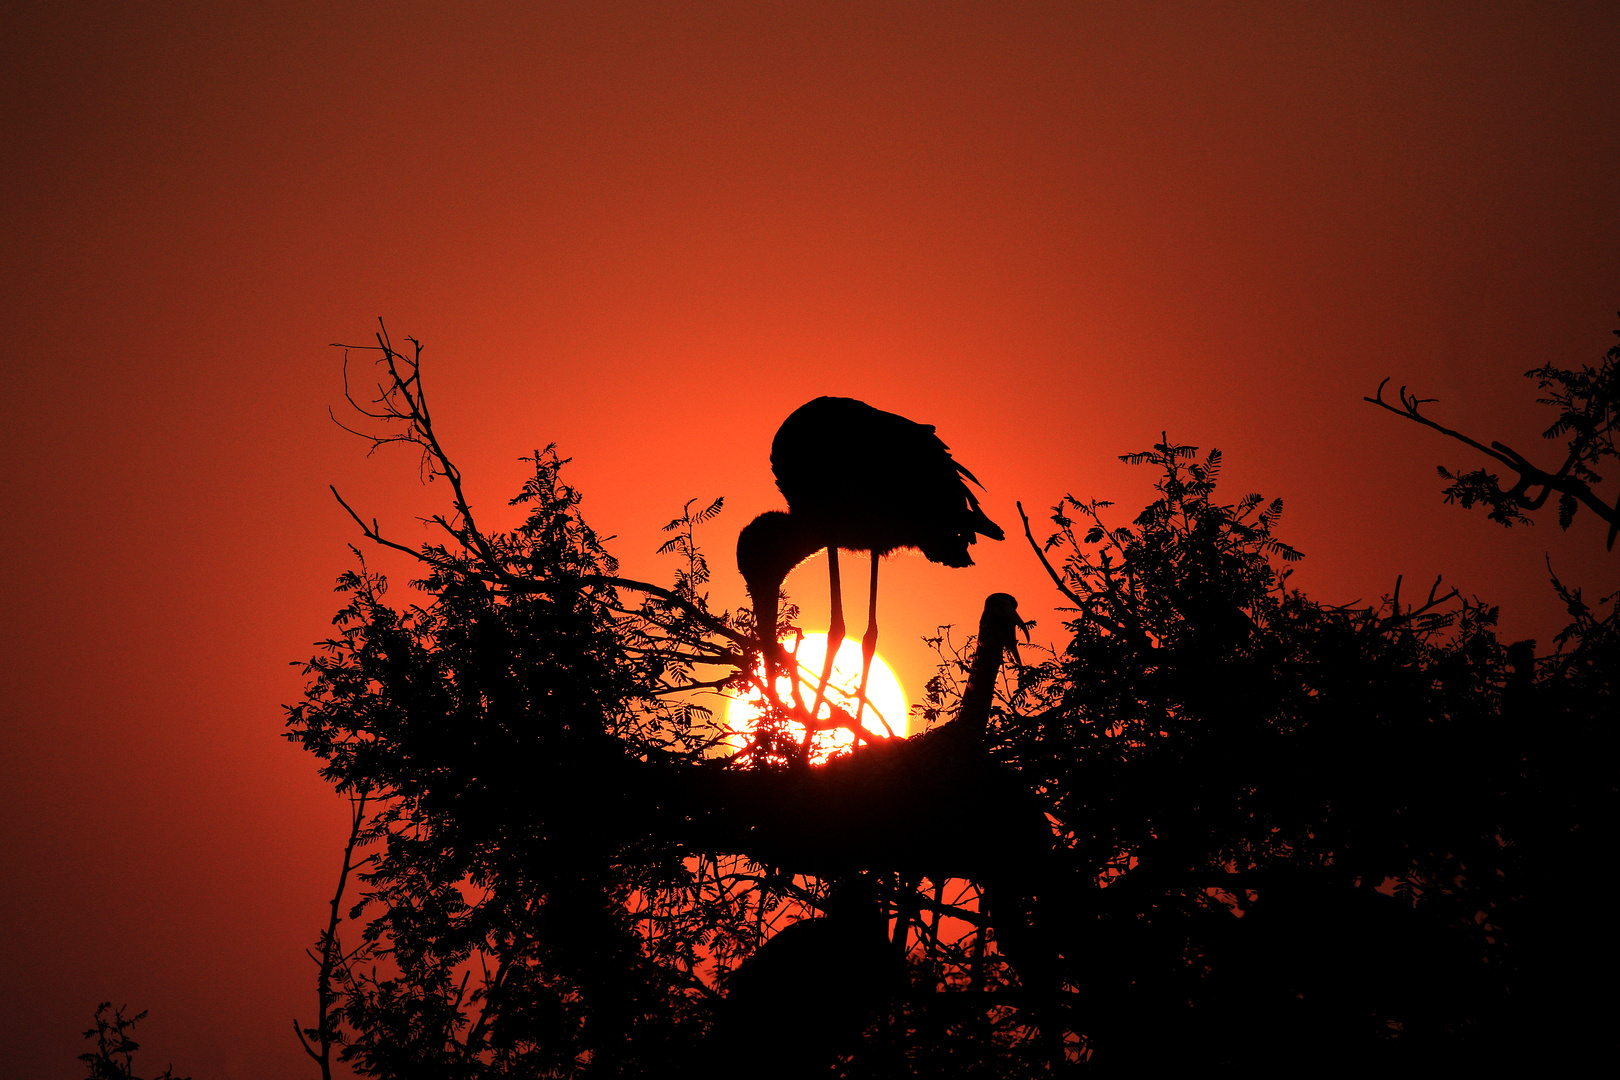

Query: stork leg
804,545,845,750
853,554,882,735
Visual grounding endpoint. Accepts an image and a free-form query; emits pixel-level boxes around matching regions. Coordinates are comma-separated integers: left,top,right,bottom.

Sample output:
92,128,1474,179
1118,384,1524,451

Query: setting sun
725,633,907,762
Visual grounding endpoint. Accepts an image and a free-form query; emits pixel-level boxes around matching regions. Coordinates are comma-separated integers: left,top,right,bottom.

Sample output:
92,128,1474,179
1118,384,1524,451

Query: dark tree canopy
1006,440,1616,1069
283,328,1617,1077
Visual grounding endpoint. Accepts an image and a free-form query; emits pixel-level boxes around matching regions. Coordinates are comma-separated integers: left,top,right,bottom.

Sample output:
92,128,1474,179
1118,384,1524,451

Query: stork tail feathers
973,505,1005,542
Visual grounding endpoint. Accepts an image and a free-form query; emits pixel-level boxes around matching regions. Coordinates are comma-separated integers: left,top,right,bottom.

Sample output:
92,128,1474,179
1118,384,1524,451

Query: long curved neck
956,599,1019,741
737,512,827,644
752,588,782,653
957,645,1004,743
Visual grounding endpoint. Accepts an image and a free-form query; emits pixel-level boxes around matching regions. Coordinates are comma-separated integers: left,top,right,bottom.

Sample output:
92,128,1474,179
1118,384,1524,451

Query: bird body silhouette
771,396,1002,566
738,396,1004,741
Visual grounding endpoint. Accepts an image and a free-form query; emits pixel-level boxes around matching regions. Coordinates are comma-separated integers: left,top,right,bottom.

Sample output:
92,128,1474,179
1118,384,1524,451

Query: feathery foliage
999,437,1617,1069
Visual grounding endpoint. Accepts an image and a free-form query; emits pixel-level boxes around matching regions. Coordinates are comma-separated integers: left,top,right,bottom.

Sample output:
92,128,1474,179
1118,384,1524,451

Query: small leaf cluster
1435,462,1536,526
1526,326,1619,522
657,497,724,605
79,1004,188,1080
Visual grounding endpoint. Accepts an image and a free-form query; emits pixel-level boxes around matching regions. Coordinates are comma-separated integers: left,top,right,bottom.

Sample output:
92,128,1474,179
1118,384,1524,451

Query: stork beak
1005,615,1029,670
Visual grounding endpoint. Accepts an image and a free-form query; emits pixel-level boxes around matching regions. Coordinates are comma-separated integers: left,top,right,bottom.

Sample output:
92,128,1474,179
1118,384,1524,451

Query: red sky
3,3,1617,1076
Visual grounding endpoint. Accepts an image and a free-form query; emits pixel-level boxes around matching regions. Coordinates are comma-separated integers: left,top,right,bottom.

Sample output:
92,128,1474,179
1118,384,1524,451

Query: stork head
979,592,1030,667
736,511,826,642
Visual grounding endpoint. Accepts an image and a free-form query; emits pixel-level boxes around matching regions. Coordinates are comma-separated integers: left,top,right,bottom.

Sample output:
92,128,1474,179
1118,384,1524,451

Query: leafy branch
1366,316,1620,548
79,1004,189,1080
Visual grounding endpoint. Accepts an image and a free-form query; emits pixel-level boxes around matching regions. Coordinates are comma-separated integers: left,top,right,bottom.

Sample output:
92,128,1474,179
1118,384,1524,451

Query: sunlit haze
725,633,908,762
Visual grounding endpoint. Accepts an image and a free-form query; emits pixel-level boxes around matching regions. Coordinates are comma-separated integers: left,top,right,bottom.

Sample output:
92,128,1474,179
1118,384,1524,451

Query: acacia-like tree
1007,440,1615,1069
286,325,1616,1077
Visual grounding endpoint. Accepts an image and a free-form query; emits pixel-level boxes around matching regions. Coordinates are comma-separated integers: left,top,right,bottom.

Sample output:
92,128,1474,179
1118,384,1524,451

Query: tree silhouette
1008,438,1616,1068
285,325,1616,1076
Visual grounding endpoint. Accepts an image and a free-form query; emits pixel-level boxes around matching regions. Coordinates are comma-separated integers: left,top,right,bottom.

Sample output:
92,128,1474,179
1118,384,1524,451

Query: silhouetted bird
950,592,1029,742
707,876,897,1077
737,396,1005,738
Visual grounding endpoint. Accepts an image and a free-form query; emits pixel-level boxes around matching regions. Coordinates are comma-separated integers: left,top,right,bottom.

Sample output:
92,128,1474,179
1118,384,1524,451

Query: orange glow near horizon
6,4,1619,1075
725,633,908,763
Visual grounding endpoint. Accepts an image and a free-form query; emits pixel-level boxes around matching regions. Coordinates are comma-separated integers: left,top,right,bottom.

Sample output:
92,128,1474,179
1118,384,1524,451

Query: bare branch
328,485,454,568
1017,501,1086,609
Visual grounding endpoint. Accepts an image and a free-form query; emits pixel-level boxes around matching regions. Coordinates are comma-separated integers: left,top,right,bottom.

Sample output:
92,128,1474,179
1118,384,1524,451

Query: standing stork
736,396,1005,742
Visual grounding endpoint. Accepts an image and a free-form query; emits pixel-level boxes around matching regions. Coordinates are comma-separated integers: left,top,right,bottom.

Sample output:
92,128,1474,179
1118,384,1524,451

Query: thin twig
1017,501,1086,609
295,790,369,1080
